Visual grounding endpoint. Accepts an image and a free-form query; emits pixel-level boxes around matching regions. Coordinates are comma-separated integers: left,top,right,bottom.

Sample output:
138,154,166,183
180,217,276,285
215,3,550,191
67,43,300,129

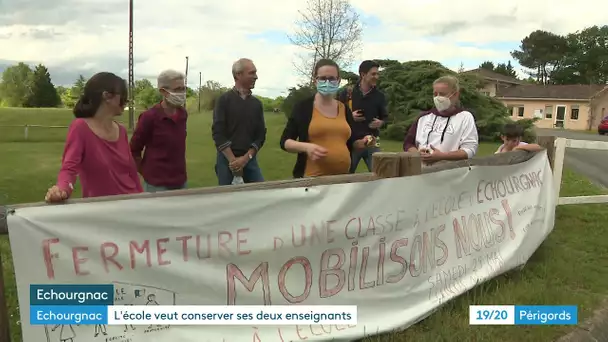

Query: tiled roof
462,68,524,84
496,84,607,100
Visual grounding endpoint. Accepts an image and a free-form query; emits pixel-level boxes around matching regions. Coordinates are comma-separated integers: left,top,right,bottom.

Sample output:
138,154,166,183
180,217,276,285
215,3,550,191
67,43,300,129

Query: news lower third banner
469,305,578,325
30,284,357,326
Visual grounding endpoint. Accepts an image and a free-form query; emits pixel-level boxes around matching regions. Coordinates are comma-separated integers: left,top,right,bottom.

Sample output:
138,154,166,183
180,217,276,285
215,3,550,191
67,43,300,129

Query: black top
280,96,357,179
337,83,388,138
211,88,267,156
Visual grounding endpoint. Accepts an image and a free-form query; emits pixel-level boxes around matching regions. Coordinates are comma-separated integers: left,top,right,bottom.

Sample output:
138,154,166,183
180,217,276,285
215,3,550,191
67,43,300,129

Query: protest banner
7,151,556,342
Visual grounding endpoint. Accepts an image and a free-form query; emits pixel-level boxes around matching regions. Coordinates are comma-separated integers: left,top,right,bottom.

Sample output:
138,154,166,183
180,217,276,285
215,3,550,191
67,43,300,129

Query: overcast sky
0,0,606,98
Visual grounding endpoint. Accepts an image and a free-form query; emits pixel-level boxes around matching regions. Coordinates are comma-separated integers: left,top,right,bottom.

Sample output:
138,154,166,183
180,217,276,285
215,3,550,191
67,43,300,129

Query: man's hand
420,145,446,164
229,155,249,172
354,137,373,150
352,110,366,122
305,143,328,161
369,118,383,129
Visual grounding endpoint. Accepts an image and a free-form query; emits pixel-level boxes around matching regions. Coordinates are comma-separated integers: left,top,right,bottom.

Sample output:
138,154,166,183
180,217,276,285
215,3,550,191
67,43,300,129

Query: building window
570,105,579,120
545,105,553,119
517,106,524,117
507,106,514,116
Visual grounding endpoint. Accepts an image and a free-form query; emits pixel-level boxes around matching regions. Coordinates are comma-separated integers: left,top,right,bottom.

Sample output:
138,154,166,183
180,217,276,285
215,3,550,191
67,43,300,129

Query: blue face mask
317,80,340,95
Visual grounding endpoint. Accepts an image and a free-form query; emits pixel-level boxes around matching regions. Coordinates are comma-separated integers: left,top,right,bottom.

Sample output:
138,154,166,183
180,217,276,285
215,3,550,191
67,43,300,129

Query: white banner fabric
8,151,556,342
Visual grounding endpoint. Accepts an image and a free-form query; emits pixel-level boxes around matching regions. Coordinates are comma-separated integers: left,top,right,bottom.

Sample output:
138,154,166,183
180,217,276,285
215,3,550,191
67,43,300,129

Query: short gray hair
232,58,253,79
157,69,185,89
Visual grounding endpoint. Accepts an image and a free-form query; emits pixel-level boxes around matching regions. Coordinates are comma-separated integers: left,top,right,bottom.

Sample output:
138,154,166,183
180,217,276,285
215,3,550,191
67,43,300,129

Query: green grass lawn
1,107,608,342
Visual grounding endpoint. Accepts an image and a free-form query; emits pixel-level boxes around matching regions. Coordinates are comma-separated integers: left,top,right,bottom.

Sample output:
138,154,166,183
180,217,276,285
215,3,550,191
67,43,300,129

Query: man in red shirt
130,69,188,192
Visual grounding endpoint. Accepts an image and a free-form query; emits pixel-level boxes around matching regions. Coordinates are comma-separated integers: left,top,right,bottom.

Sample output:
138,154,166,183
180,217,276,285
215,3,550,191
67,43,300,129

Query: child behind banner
495,124,542,154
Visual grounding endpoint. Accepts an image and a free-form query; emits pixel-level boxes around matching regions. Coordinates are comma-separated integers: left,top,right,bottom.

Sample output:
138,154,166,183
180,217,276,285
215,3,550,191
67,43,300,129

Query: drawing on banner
93,324,107,337
123,304,136,332
41,282,177,342
51,324,76,342
145,293,163,330
113,281,175,336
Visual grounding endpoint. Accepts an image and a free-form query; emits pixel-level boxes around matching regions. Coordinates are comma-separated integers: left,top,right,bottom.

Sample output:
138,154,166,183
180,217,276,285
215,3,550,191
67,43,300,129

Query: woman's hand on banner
45,185,69,203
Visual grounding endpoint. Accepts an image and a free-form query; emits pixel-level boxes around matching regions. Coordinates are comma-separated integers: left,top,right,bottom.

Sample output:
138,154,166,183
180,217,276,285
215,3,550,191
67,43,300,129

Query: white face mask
433,95,452,112
166,91,186,107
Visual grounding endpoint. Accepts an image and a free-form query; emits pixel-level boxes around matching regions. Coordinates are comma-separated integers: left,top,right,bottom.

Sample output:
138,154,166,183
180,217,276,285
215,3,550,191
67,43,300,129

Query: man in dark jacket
337,60,388,173
212,58,267,185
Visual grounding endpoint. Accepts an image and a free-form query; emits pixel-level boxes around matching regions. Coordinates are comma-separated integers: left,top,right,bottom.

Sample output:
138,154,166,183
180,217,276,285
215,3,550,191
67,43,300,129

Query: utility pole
198,72,202,112
184,56,189,104
128,0,134,130
185,56,189,88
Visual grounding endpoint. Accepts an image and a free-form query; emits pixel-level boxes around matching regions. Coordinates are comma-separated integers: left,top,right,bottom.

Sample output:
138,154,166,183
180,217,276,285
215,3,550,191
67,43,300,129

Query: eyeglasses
316,76,340,85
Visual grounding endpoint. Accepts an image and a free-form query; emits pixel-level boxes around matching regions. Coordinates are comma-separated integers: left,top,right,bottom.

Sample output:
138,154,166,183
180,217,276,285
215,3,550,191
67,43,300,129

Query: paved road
536,128,608,188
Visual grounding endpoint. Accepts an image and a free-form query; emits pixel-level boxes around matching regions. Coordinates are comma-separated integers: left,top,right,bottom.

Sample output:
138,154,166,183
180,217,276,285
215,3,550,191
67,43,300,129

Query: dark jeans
350,146,380,173
215,153,264,186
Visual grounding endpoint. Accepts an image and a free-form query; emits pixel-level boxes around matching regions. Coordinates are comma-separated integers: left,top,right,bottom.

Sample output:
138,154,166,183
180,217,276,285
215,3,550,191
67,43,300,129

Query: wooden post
399,152,422,177
198,72,202,113
537,135,556,169
0,249,10,342
24,125,29,140
372,153,402,178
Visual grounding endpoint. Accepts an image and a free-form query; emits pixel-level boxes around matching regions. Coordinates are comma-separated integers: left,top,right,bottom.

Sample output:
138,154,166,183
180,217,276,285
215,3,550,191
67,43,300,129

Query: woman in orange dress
280,59,370,178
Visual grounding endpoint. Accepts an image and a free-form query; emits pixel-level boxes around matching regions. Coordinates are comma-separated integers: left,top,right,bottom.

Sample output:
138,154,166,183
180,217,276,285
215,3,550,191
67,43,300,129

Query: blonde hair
433,75,460,93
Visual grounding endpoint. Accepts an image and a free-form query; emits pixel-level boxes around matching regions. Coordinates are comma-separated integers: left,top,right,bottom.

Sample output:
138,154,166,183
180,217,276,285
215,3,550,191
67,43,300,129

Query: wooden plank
553,138,567,201
0,173,376,235
537,136,556,169
27,125,68,129
558,195,608,205
0,125,68,128
565,139,608,151
421,149,538,174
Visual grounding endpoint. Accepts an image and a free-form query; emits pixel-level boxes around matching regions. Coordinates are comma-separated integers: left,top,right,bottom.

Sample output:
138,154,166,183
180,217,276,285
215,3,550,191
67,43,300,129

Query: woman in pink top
45,72,143,202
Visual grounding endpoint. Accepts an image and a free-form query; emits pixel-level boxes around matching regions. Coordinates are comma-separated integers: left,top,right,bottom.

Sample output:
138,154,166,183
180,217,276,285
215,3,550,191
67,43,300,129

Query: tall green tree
478,61,517,78
479,61,495,70
0,62,33,107
551,25,608,84
494,61,517,78
57,86,76,108
511,30,569,84
134,79,154,96
72,75,87,98
132,79,161,109
26,64,60,107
